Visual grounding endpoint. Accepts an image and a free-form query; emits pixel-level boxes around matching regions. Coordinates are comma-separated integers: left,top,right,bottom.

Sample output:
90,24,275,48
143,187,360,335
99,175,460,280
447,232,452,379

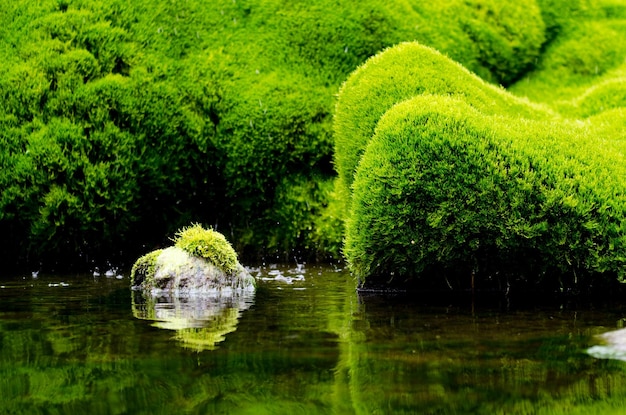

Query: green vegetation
0,0,551,270
338,41,626,290
334,0,626,289
512,0,626,105
129,248,161,289
333,42,556,200
173,224,238,274
2,0,626,281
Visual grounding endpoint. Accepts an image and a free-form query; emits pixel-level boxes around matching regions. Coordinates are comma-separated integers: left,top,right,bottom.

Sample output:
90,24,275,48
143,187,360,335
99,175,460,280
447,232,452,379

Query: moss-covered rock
173,224,239,274
130,226,254,295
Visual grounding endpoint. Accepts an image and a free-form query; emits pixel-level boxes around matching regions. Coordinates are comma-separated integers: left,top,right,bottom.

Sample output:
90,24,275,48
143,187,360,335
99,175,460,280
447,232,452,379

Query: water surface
1,265,626,414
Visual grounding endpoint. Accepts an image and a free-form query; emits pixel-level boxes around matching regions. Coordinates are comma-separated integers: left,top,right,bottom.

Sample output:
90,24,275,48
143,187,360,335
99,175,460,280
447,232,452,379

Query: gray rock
131,246,256,297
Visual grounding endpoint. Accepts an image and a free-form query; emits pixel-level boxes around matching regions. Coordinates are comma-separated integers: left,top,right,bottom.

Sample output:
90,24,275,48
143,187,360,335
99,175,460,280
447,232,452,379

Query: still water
1,264,626,414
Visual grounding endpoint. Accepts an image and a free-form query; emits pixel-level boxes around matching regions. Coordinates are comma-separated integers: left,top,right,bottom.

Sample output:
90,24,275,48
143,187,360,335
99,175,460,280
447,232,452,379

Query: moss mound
173,224,238,275
337,42,626,290
334,42,556,197
511,0,626,104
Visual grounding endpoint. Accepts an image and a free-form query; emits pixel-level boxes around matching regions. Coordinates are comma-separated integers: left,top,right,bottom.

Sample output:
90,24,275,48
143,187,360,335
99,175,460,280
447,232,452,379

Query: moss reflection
338,294,626,414
131,290,254,351
5,272,626,414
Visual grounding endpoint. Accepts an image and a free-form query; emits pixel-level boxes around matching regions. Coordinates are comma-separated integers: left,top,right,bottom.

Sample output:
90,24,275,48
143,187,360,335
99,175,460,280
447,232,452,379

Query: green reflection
3,271,626,414
340,295,626,415
131,290,254,351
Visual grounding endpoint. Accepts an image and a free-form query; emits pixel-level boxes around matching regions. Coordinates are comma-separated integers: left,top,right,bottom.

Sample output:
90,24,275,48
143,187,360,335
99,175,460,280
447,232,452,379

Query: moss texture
510,0,626,104
173,224,238,275
0,0,549,269
338,43,626,290
129,249,162,288
2,0,626,270
333,42,556,198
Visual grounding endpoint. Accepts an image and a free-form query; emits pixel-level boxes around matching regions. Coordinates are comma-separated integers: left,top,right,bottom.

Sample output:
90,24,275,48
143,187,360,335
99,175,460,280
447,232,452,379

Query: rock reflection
132,290,255,351
587,327,626,361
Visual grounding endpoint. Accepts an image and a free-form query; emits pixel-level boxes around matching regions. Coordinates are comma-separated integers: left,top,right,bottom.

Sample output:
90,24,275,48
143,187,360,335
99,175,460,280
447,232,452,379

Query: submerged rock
587,328,626,361
130,224,255,296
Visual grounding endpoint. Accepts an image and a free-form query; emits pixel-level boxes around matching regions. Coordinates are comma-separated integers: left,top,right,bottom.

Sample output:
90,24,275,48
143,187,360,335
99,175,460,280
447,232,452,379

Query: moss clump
510,0,626,104
130,249,162,288
173,224,238,275
334,41,556,206
338,42,626,291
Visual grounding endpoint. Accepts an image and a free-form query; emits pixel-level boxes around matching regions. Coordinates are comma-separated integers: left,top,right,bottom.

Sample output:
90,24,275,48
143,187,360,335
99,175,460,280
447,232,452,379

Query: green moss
334,42,556,206
2,0,626,268
455,0,546,85
564,78,626,117
130,249,162,288
510,0,626,103
0,0,555,269
339,43,626,290
173,224,238,275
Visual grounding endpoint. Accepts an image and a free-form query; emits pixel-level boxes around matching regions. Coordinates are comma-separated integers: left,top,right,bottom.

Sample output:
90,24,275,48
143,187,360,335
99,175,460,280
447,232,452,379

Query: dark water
1,265,626,414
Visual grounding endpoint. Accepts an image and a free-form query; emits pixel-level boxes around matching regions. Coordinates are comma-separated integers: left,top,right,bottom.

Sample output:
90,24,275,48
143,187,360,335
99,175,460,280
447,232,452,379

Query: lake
1,264,626,414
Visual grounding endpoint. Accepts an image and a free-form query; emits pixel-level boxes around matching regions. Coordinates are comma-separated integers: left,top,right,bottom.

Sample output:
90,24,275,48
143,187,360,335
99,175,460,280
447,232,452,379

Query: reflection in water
587,327,626,361
132,289,255,351
4,269,626,414
343,293,626,415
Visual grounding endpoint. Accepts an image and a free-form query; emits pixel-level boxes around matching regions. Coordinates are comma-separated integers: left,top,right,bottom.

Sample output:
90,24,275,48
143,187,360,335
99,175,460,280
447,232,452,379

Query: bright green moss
347,96,626,284
454,0,546,85
564,78,626,117
0,0,553,269
334,42,556,201
130,249,162,288
173,224,238,275
339,43,626,289
510,0,626,103
2,0,624,270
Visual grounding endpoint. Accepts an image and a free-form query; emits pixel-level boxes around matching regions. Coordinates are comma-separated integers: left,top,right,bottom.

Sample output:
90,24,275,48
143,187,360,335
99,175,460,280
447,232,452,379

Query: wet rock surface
131,246,255,296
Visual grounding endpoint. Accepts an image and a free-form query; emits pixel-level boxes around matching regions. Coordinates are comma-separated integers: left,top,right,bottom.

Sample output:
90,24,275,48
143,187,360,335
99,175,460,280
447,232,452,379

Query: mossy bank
1,0,626,274
336,42,626,292
0,0,553,270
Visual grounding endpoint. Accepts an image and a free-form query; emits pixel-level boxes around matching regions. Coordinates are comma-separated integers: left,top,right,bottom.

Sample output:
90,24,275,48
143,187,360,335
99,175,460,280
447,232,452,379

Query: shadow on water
1,267,626,414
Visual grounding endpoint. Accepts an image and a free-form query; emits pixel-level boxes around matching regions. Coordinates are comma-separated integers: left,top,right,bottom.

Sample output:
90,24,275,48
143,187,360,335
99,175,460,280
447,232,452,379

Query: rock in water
130,224,255,351
131,246,255,296
130,224,255,296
